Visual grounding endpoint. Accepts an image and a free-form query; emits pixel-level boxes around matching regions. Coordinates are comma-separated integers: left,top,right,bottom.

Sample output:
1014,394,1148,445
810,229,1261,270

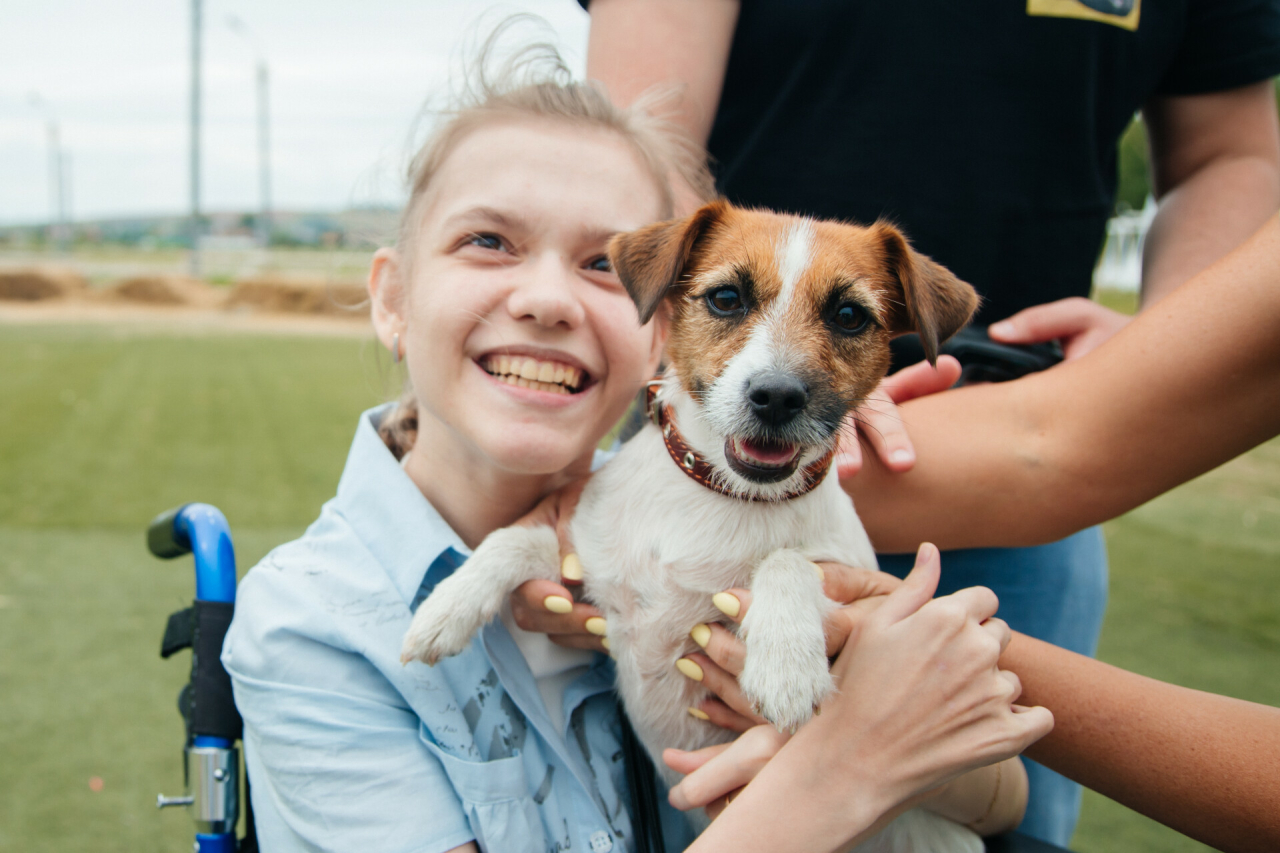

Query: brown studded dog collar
645,381,834,502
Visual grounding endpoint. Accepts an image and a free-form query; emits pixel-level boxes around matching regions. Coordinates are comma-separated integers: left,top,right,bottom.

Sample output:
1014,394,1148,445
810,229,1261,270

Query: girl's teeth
485,355,582,393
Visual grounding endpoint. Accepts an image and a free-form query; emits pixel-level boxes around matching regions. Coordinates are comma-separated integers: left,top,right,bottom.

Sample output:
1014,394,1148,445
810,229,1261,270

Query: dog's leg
738,548,834,732
401,525,560,665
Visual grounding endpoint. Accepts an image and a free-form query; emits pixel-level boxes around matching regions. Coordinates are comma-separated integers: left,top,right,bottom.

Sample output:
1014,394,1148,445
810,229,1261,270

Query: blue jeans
877,527,1109,848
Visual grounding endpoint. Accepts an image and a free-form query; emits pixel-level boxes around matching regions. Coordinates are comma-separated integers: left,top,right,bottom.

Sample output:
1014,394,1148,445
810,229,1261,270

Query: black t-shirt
583,0,1280,325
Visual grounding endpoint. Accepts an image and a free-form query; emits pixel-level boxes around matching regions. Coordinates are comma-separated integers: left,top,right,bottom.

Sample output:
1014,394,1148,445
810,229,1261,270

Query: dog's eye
832,302,870,335
707,287,744,317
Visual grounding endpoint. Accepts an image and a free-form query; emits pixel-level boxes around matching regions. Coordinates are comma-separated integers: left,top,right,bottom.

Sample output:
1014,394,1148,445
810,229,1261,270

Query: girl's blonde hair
379,22,715,458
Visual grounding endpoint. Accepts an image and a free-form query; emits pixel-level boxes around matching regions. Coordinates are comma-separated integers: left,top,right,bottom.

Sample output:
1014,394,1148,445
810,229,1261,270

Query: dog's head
608,200,978,487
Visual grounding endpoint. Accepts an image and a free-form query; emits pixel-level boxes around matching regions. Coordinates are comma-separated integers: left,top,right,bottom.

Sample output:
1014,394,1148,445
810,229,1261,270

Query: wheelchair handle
150,504,242,853
147,504,236,603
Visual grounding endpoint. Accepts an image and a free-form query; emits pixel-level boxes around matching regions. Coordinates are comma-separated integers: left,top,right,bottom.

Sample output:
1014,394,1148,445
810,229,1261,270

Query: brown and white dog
402,200,981,850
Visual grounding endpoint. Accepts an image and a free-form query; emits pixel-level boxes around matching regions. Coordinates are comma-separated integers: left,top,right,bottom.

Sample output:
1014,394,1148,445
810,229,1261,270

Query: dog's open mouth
479,354,589,396
724,436,802,483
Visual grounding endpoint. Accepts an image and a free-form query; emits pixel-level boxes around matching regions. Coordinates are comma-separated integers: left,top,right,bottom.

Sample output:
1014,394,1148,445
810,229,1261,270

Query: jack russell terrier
403,200,981,850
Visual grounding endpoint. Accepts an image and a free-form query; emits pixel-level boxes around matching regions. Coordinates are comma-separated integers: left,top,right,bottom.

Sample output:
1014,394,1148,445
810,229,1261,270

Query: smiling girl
222,40,712,852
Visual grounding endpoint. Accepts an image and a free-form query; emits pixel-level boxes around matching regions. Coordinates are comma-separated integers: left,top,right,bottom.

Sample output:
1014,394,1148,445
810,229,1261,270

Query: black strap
189,600,242,741
161,607,194,658
620,711,666,853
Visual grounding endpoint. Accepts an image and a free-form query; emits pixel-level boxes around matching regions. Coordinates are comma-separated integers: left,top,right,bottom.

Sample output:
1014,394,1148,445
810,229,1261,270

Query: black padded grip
189,600,242,741
147,506,191,559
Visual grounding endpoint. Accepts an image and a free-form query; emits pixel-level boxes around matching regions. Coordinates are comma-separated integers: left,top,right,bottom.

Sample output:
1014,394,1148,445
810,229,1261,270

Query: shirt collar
333,404,470,607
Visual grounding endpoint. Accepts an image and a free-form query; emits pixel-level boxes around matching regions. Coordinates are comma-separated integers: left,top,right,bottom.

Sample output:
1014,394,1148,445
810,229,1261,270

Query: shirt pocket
422,740,547,853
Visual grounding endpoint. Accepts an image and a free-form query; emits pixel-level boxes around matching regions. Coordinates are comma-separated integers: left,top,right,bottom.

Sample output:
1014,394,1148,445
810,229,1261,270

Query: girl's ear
608,200,728,325
369,248,406,351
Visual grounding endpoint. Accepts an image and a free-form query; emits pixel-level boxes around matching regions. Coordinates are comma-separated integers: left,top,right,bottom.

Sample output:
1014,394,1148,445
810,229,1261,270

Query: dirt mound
0,267,88,301
106,275,224,308
225,278,367,317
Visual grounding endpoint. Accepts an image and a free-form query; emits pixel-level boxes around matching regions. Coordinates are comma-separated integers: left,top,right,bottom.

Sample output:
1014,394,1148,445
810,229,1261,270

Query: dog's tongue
737,437,800,467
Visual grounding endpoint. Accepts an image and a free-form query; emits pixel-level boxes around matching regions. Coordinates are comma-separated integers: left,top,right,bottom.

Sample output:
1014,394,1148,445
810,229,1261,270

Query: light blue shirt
223,406,695,853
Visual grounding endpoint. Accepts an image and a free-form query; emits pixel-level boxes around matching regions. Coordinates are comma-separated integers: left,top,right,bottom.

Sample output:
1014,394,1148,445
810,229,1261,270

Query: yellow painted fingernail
712,592,741,619
690,623,711,648
687,706,710,721
676,658,704,682
544,595,573,614
561,553,583,581
811,562,825,581
600,637,611,651
585,616,608,636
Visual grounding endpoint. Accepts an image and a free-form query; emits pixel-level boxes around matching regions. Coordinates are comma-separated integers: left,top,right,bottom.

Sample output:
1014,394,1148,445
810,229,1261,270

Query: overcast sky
0,1,589,225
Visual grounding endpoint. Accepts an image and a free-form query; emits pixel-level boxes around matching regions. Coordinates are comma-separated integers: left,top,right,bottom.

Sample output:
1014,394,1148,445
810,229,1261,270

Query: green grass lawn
0,322,1276,852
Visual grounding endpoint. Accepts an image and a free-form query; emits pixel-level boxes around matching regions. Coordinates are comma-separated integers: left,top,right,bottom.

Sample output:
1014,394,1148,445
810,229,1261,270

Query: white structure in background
1094,196,1156,292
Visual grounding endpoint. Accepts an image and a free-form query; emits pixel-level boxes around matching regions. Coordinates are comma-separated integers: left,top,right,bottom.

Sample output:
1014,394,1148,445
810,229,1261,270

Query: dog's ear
874,222,980,364
608,200,728,324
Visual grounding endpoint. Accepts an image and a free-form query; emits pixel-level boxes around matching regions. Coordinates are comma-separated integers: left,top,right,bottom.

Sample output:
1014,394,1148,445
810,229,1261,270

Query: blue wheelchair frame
146,503,1072,853
149,504,248,853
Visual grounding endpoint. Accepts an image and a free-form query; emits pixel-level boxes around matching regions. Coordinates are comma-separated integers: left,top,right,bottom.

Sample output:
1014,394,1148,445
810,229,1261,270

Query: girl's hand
508,479,609,652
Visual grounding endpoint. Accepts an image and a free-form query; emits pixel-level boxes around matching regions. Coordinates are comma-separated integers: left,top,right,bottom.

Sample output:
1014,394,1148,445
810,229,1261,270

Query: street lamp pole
29,93,69,253
228,14,272,248
255,59,271,247
190,0,203,276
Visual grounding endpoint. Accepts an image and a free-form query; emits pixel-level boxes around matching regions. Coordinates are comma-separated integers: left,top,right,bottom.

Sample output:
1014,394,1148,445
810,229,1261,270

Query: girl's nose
506,254,586,329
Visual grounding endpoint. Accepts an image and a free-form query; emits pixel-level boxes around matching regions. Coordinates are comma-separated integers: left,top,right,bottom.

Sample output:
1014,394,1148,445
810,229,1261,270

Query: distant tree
1116,116,1150,212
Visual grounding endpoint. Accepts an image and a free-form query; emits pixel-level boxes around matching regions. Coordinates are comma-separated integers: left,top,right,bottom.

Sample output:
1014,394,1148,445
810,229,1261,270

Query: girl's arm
1004,631,1280,853
850,215,1280,553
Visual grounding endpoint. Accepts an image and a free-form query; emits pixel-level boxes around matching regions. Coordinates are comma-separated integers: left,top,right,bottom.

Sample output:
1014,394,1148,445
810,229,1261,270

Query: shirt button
589,831,613,853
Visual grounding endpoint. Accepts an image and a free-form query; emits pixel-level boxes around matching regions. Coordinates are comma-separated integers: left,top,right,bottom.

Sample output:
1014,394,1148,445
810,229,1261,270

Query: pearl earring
392,333,401,365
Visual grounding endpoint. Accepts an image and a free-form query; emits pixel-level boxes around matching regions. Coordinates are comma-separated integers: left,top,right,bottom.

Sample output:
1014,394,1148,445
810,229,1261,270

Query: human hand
664,725,791,819
988,296,1131,361
680,546,1053,853
682,564,902,731
780,546,1050,827
509,479,608,652
835,355,962,480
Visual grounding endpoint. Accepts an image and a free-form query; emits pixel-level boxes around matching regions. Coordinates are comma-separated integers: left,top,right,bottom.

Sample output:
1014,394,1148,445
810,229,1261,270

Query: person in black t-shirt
576,0,1280,846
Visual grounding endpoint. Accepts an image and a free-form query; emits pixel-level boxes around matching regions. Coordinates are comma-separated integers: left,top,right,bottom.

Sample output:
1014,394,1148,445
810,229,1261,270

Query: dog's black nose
747,373,809,426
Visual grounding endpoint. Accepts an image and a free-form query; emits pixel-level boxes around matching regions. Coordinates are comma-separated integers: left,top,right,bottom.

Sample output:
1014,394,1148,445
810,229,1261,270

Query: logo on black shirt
1027,0,1140,30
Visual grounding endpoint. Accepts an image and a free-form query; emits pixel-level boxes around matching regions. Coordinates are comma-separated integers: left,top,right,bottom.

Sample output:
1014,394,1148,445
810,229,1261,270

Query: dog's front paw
400,592,484,666
739,643,833,733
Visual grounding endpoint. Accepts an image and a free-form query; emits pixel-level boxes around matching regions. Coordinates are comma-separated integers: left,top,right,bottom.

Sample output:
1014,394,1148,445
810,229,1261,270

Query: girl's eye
831,302,870,335
586,256,613,273
706,287,744,317
465,233,506,252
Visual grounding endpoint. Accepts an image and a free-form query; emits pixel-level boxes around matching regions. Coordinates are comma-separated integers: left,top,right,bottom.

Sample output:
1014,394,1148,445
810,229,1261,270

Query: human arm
989,82,1280,358
1003,631,1280,853
585,0,738,145
1141,80,1280,306
848,215,1280,552
223,568,479,853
